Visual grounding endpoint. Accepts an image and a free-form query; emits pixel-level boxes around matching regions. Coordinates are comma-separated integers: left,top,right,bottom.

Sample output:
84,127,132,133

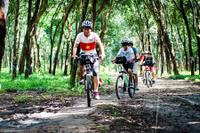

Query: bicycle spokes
128,77,136,98
115,75,126,99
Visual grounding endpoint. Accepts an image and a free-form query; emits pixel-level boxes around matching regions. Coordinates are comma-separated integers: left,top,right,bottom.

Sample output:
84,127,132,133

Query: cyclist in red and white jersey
140,51,155,83
72,20,105,100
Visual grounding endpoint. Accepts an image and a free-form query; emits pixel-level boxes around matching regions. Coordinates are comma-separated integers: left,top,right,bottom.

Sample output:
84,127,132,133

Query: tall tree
64,23,72,76
145,0,179,75
18,0,48,77
49,2,63,74
191,0,200,74
70,0,89,87
12,0,20,79
52,0,76,75
173,0,194,75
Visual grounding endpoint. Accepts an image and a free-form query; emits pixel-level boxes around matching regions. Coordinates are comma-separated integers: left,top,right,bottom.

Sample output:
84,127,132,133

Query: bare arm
97,41,105,59
72,42,79,60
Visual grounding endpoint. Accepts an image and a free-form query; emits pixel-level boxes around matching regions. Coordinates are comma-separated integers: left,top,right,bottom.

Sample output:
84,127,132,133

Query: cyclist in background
140,51,155,83
72,20,105,100
128,40,139,90
112,39,135,80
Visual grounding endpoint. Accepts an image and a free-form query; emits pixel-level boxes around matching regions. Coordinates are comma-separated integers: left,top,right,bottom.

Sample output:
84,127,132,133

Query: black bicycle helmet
121,39,129,46
128,40,133,46
82,20,93,29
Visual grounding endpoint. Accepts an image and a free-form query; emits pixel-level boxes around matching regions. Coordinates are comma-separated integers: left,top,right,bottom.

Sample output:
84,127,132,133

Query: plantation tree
145,0,179,75
52,0,77,75
12,0,20,79
18,0,48,78
70,0,89,87
63,22,72,76
0,0,199,82
49,1,64,74
190,0,200,75
173,0,194,75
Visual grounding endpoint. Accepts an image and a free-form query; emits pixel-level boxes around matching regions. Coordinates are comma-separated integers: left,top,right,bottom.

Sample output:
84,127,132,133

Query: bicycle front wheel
142,73,146,85
147,71,152,87
85,76,93,107
145,71,150,88
115,75,125,99
149,72,153,87
128,76,136,98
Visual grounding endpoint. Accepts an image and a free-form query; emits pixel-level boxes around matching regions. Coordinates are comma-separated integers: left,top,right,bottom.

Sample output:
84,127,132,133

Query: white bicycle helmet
121,39,129,46
82,20,93,29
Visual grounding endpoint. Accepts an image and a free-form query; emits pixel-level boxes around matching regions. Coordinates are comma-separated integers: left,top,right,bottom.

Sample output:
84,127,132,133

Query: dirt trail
0,78,200,133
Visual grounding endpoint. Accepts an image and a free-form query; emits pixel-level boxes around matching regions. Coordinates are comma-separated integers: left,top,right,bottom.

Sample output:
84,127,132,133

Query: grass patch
0,69,83,94
169,71,200,82
97,104,122,117
96,125,110,133
0,67,116,95
15,94,32,103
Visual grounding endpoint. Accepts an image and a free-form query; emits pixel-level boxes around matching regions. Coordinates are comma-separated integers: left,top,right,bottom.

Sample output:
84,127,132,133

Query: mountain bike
78,53,98,107
114,56,136,99
142,65,153,88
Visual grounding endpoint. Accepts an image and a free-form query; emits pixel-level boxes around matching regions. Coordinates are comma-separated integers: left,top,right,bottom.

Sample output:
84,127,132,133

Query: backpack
132,47,138,60
115,56,127,64
143,53,154,66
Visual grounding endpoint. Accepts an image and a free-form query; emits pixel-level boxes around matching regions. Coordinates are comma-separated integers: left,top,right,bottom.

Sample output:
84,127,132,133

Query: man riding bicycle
72,20,105,100
112,39,135,81
140,51,155,83
128,40,139,90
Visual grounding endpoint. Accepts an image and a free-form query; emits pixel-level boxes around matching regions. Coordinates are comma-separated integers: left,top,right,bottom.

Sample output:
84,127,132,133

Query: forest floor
0,77,200,133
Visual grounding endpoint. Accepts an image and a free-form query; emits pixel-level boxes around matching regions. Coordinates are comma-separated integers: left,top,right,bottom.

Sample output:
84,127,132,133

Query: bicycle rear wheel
128,76,136,98
142,73,146,85
85,76,93,107
149,72,153,87
145,71,150,88
115,75,125,99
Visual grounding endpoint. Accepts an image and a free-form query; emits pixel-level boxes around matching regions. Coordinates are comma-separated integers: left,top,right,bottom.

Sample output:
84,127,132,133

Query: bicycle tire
142,78,146,85
142,73,146,85
115,75,125,99
85,76,92,107
128,76,136,98
145,71,150,88
149,73,153,87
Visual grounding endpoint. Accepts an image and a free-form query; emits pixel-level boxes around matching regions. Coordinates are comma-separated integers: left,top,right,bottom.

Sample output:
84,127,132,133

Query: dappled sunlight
18,119,41,125
188,121,200,125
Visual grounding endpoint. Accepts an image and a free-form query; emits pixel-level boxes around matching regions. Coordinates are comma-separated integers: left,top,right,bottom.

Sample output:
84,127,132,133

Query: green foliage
97,104,122,117
0,67,116,95
0,70,74,93
15,94,32,103
96,125,110,133
169,71,200,82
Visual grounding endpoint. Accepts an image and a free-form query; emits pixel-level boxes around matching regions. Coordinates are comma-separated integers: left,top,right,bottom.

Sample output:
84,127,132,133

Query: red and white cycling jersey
75,32,101,54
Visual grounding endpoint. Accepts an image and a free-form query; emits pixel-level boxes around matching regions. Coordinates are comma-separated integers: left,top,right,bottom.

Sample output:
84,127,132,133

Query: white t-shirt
117,47,135,61
75,32,101,54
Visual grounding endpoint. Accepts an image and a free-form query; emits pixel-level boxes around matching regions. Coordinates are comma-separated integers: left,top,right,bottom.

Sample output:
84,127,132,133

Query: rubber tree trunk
12,0,20,79
52,0,76,75
70,0,89,87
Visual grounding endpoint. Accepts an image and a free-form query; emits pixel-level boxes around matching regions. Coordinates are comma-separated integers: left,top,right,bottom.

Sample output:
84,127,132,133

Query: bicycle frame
143,66,153,88
115,64,136,99
78,54,98,107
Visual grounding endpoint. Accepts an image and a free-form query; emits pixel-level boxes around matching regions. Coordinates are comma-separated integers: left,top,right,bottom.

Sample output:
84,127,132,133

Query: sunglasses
82,26,92,29
122,43,129,46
